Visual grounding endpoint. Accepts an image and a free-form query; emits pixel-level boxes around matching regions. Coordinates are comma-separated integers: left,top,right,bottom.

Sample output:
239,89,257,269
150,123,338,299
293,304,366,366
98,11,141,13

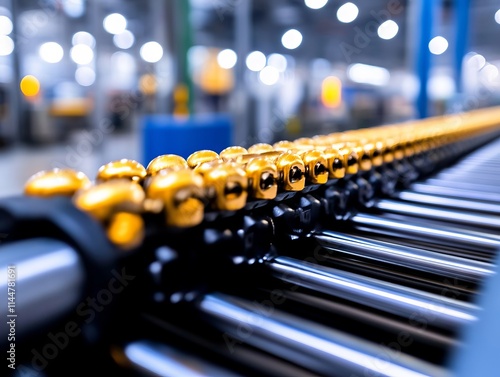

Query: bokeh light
20,75,40,97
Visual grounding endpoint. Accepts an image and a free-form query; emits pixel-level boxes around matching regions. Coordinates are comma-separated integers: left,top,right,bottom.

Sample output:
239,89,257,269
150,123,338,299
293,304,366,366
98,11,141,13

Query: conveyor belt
2,109,500,376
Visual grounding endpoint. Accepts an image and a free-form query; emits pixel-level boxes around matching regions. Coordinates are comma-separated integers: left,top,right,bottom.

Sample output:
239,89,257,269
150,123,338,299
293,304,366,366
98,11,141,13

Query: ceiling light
304,0,328,10
428,36,448,55
140,42,163,63
466,53,486,71
259,66,280,85
70,44,94,65
246,51,266,72
75,66,96,86
377,20,399,40
337,2,359,23
281,29,303,50
39,42,64,63
113,30,135,50
103,13,127,35
62,0,85,18
0,16,13,35
348,63,390,86
267,53,287,72
72,32,95,48
0,36,13,56
217,49,237,69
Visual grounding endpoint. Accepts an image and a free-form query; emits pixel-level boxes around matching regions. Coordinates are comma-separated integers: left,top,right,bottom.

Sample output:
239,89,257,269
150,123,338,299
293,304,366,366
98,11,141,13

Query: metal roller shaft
314,231,493,282
350,213,500,254
409,183,500,203
0,238,85,340
373,199,500,230
265,256,477,329
123,341,241,377
394,191,500,214
198,293,446,377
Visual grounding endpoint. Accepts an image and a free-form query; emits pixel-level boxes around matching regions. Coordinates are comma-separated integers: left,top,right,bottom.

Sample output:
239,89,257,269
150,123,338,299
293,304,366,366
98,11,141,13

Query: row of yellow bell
23,106,500,249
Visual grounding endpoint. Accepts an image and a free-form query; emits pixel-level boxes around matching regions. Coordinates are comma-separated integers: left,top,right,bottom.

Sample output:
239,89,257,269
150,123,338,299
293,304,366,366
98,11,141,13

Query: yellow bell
97,159,147,182
24,169,91,197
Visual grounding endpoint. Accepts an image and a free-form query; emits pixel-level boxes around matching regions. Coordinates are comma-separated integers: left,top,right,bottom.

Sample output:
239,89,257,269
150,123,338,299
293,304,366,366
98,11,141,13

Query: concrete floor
0,130,141,197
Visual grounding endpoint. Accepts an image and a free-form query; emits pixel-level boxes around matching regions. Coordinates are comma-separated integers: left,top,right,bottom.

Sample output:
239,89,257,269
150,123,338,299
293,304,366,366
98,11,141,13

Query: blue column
454,0,470,94
416,0,433,119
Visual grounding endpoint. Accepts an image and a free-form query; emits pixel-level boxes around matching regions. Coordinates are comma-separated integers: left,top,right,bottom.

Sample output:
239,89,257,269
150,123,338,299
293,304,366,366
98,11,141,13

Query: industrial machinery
2,107,500,377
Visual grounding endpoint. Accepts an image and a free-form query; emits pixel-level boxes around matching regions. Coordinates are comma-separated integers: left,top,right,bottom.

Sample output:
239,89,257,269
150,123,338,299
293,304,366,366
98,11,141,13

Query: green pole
179,0,194,114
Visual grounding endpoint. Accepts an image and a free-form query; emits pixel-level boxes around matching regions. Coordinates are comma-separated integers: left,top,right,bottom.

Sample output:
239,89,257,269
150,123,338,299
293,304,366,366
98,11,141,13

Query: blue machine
141,113,233,163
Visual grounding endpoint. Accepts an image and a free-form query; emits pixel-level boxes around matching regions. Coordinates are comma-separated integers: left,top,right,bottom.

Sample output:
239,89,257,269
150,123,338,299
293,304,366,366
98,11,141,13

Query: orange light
321,76,342,108
20,75,40,97
139,74,157,95
197,48,234,95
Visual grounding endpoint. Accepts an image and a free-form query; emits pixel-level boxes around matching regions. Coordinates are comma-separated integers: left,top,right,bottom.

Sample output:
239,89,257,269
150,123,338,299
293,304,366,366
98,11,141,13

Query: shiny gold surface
339,148,359,175
24,169,91,197
275,152,305,191
187,150,220,168
97,159,147,182
203,163,248,211
220,146,248,161
323,148,346,179
146,169,205,227
73,179,145,221
299,150,328,184
247,143,274,154
245,157,278,199
107,212,145,250
273,140,296,151
147,154,188,176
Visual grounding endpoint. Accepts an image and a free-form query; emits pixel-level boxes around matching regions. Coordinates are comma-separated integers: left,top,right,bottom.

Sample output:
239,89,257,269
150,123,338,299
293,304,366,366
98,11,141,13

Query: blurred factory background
0,0,499,195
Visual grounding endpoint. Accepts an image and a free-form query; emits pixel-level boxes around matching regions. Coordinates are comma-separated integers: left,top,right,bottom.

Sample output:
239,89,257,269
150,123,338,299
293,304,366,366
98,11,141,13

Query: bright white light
378,20,399,40
305,0,328,10
495,9,500,24
70,44,94,65
268,53,287,72
259,66,280,86
281,29,303,50
348,63,390,86
429,36,448,55
481,64,499,82
428,75,455,100
113,30,135,49
75,66,95,86
0,16,13,35
62,0,85,18
466,53,486,71
140,41,163,63
337,2,359,23
246,51,266,72
72,31,95,48
0,36,13,56
217,49,237,69
39,42,64,63
103,13,127,35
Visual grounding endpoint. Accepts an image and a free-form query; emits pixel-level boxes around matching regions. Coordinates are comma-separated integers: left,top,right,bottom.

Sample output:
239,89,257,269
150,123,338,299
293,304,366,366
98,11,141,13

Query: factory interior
1,1,500,377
